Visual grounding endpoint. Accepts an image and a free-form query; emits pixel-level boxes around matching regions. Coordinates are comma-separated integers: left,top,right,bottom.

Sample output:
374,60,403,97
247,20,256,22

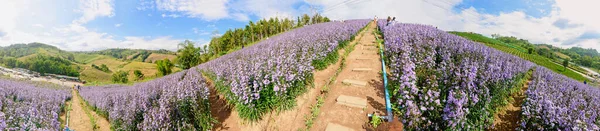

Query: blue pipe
374,26,393,122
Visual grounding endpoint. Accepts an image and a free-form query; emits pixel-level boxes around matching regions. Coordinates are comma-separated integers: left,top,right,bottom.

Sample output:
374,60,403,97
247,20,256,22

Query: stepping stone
342,79,367,87
326,123,355,131
336,95,367,108
352,68,372,72
362,46,377,49
362,52,377,55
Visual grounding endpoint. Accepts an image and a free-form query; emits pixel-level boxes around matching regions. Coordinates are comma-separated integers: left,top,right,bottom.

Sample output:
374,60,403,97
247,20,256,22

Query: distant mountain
75,48,175,63
0,43,178,83
0,42,75,61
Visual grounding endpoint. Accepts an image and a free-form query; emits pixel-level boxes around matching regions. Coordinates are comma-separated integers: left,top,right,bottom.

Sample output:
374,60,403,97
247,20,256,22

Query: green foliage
198,13,331,66
311,51,339,70
80,48,174,62
370,114,383,129
528,48,534,54
111,70,129,83
91,64,110,72
204,71,313,121
0,57,22,68
176,40,201,69
134,70,144,80
156,58,174,76
0,55,80,77
563,59,569,69
0,42,75,60
536,47,554,59
451,31,589,81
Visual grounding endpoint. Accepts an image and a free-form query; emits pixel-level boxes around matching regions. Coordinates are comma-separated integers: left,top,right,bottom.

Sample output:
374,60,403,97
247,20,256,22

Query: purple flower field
0,79,71,130
378,21,534,130
77,20,369,129
79,69,212,130
522,66,600,130
196,20,370,120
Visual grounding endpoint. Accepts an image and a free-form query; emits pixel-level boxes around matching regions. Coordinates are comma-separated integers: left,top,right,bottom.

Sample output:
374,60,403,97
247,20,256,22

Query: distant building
48,74,81,82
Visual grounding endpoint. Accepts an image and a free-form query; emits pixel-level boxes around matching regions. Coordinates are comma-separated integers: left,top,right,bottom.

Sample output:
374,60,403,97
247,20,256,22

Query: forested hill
0,42,75,61
0,43,177,78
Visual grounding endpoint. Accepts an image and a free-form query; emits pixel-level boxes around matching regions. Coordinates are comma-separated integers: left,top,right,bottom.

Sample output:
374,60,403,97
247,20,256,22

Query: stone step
363,44,377,47
336,95,368,108
362,52,377,55
362,47,378,50
342,79,367,87
326,123,355,131
352,68,372,72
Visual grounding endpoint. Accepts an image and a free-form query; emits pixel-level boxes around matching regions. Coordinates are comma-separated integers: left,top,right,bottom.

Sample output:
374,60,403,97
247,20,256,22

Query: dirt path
68,89,94,131
68,89,111,131
311,22,389,130
208,22,370,131
491,78,532,131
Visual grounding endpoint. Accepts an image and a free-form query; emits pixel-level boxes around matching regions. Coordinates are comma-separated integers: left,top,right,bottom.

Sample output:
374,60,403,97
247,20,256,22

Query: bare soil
69,89,94,131
490,80,532,131
68,89,111,131
312,22,393,130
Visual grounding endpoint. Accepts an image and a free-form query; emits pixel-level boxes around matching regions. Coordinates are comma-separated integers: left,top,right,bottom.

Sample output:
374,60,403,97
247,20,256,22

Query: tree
156,58,174,76
528,48,534,54
177,40,200,69
134,70,144,80
112,70,129,83
563,59,570,71
302,14,311,25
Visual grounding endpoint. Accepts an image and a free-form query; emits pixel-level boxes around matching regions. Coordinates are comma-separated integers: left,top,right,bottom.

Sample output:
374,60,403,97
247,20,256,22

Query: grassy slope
554,52,571,59
80,56,182,85
144,53,177,63
450,32,589,82
73,53,106,64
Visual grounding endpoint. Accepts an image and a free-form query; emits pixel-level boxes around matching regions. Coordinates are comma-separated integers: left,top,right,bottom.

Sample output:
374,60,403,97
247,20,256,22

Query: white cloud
73,0,115,24
231,0,301,19
122,36,183,51
155,0,229,20
192,28,210,36
231,13,249,21
0,0,184,51
192,28,199,34
161,13,181,18
32,24,44,28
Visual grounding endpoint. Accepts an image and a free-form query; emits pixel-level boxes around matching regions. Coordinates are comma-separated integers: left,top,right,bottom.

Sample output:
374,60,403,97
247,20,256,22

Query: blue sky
0,0,598,51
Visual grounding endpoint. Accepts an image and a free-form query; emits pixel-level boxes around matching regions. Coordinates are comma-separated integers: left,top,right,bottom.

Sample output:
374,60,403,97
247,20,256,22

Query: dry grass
80,66,112,83
122,61,158,81
145,53,176,63
554,52,571,59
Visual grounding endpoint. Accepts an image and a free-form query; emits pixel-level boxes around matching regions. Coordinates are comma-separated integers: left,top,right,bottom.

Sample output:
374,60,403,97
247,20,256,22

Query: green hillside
450,32,589,82
0,43,179,85
0,42,75,61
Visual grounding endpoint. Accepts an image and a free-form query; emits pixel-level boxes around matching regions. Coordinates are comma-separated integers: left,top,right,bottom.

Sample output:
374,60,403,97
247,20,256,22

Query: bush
111,70,128,83
92,64,111,72
134,70,144,80
156,59,174,76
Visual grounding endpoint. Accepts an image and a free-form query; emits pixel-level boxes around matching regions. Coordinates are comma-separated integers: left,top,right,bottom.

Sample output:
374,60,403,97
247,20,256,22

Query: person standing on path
374,15,378,22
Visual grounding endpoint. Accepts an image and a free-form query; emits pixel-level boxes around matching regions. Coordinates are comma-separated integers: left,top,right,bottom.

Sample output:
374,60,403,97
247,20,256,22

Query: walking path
312,22,388,130
208,22,370,131
68,89,111,131
491,74,533,131
68,89,94,131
